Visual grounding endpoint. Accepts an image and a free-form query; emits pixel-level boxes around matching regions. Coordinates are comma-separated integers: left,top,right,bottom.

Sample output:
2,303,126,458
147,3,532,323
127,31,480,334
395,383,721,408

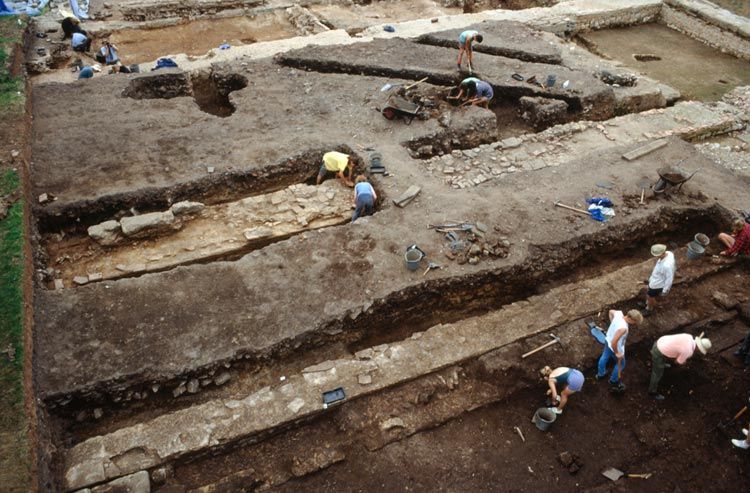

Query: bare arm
611,328,626,357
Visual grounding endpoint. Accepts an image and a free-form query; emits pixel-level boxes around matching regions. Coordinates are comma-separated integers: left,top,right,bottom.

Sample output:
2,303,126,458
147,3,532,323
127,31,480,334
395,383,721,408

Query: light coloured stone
381,417,405,430
90,470,150,493
170,201,205,215
87,220,122,246
243,227,273,241
73,276,89,286
120,211,176,237
287,397,305,414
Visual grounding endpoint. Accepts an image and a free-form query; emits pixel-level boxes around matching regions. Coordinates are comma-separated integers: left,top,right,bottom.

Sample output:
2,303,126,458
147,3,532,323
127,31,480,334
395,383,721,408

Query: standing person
317,151,355,187
541,366,584,415
648,333,711,400
642,244,675,317
596,309,643,391
351,175,377,223
719,218,750,257
457,30,483,73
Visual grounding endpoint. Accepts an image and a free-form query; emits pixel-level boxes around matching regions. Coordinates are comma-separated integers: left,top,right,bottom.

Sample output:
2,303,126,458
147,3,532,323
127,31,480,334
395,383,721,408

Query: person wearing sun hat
648,332,711,401
642,243,675,317
541,366,584,415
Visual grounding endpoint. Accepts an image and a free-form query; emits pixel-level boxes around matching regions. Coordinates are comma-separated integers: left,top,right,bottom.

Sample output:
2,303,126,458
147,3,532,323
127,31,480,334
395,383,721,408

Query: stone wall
662,3,750,61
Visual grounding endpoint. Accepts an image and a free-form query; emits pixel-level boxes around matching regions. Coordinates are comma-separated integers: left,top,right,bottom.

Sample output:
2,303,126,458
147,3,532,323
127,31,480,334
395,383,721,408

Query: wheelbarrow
382,93,423,124
653,164,700,194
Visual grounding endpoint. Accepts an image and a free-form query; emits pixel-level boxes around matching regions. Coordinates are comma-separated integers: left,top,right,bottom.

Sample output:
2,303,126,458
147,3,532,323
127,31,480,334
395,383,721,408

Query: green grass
0,17,25,109
0,177,24,393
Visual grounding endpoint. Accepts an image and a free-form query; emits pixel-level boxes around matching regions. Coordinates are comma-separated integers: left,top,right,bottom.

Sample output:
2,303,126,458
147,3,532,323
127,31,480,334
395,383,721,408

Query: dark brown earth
157,263,750,492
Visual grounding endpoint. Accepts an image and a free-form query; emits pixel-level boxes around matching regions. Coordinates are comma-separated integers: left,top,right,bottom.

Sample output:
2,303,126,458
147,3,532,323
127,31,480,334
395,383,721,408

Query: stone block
170,201,205,216
392,185,421,208
519,96,569,130
243,227,274,242
88,220,122,246
120,211,177,238
90,470,150,493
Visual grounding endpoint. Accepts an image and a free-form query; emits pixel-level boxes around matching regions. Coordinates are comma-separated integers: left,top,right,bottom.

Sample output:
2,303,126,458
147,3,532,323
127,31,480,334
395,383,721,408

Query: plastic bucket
532,407,557,431
686,241,705,260
404,247,424,271
694,233,710,247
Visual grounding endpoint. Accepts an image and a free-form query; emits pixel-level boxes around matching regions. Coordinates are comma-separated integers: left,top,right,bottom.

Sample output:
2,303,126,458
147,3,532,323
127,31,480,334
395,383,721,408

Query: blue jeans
352,194,374,222
597,345,626,383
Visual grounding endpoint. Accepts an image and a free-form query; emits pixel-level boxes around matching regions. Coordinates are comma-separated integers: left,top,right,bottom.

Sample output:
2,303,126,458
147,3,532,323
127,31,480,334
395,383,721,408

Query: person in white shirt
596,308,643,391
643,244,675,317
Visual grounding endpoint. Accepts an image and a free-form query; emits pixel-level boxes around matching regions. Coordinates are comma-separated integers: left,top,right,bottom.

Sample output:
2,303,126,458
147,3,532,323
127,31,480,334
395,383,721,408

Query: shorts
647,287,663,297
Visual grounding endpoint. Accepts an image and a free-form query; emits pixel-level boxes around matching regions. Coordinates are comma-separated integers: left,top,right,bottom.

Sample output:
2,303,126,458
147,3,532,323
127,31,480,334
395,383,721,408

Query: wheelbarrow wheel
382,107,396,120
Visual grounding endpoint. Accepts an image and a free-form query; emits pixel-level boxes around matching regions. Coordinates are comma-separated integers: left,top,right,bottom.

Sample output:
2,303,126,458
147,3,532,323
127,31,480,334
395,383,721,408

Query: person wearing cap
457,30,483,73
642,244,675,317
648,333,711,400
596,308,643,391
541,366,584,414
719,218,750,257
317,151,355,187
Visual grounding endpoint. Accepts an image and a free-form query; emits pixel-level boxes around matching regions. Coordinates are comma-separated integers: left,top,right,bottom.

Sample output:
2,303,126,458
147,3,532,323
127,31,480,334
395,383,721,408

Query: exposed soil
579,23,750,101
107,12,299,65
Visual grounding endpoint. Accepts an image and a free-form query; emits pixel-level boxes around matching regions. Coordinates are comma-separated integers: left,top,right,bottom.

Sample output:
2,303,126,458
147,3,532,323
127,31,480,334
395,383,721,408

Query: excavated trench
49,205,730,444
35,143,364,235
60,256,750,492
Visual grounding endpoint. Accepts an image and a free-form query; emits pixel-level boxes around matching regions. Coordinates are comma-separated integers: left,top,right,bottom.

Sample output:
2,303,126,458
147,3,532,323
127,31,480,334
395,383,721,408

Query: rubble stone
88,220,122,246
120,211,177,238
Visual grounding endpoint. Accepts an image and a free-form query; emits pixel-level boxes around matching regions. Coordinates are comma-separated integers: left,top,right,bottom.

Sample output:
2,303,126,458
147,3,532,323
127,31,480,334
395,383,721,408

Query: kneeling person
318,151,355,187
352,175,376,223
465,80,493,108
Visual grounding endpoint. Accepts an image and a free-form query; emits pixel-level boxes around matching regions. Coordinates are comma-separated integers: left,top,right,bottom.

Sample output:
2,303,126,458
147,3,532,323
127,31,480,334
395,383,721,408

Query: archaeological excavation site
1,0,750,491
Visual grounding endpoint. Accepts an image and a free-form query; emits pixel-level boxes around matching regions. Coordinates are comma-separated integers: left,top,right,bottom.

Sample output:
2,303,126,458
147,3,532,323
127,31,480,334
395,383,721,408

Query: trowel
601,467,652,481
637,178,651,204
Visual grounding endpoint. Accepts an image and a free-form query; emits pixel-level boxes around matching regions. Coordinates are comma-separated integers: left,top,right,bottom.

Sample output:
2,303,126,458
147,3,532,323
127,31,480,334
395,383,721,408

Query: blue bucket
686,241,704,260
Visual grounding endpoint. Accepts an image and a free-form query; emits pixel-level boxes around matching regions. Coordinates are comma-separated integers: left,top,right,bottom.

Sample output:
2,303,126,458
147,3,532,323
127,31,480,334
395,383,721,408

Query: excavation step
277,37,617,120
46,182,353,287
62,246,735,491
423,101,744,190
29,61,476,229
416,20,563,65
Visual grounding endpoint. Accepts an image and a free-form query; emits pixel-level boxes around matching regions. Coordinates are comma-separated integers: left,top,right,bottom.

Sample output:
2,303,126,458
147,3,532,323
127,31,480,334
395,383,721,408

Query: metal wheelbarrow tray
382,94,423,124
653,165,700,194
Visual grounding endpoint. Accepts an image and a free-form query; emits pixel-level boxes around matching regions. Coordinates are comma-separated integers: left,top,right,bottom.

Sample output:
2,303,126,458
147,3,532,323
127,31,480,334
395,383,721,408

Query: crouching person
542,366,584,415
352,175,376,223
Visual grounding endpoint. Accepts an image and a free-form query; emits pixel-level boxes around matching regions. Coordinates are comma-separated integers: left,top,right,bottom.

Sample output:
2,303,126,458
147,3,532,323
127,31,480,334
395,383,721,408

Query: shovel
422,261,440,276
602,467,652,481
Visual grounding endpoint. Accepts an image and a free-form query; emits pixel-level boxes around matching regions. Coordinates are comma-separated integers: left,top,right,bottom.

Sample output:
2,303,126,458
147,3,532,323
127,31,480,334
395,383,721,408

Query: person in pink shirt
648,333,711,400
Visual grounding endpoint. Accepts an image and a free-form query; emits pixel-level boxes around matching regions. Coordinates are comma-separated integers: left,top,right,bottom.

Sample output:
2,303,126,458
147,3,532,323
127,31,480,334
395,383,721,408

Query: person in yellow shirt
317,151,356,187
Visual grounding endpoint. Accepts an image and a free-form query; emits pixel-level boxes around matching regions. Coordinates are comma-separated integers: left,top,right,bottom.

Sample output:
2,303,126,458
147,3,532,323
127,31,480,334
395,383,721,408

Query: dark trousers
649,343,669,393
352,194,374,222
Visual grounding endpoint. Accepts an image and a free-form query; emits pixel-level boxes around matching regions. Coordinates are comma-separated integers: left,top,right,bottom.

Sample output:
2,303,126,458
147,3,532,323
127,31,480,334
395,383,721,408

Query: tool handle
554,202,590,216
521,340,557,359
627,474,651,479
405,77,429,90
734,406,748,421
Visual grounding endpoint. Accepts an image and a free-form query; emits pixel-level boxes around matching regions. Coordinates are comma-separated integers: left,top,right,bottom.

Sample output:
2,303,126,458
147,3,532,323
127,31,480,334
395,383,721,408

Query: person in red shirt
719,218,750,256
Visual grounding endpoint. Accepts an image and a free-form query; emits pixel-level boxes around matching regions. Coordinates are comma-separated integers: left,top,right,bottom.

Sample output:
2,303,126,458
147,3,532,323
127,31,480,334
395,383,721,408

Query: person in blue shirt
447,76,481,104
351,175,377,223
97,41,120,65
71,31,91,52
78,66,94,79
457,30,483,73
463,79,493,108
